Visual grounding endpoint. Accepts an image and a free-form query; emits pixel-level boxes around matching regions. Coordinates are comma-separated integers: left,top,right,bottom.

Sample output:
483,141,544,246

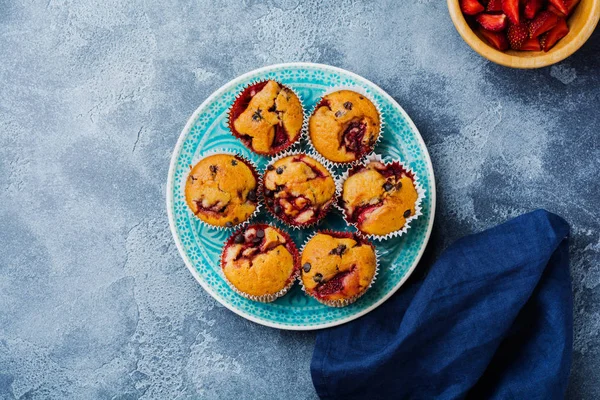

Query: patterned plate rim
166,62,437,330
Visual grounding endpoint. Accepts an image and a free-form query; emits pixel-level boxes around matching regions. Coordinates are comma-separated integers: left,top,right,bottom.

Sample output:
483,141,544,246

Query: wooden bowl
448,0,600,68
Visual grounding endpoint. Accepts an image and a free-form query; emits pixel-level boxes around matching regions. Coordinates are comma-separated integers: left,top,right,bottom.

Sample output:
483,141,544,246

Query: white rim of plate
166,62,437,331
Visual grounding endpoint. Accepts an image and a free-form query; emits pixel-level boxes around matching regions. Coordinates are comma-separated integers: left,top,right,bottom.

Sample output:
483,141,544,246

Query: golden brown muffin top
342,161,418,236
185,154,258,228
263,154,336,226
222,225,298,297
301,232,376,302
231,80,303,154
309,90,380,163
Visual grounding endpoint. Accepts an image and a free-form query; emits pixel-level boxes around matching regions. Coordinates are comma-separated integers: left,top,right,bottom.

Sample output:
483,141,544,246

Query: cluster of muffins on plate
184,80,424,307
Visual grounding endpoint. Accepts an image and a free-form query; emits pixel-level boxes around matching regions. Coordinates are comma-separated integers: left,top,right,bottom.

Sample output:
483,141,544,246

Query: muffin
221,224,299,302
229,80,304,155
263,153,336,227
309,90,381,163
300,231,377,307
340,158,421,237
185,154,259,228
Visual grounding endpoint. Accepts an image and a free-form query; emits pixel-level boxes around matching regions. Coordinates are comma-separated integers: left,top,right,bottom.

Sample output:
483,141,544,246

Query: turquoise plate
167,63,436,330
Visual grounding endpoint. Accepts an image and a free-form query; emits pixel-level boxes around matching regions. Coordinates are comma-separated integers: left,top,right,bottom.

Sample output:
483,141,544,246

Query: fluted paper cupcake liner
227,80,306,157
306,85,385,169
298,230,379,308
183,149,262,231
336,153,426,241
219,223,300,303
262,150,338,230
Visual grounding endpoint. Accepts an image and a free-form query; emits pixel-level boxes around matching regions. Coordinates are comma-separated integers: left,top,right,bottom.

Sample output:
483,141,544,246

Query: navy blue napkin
312,209,572,400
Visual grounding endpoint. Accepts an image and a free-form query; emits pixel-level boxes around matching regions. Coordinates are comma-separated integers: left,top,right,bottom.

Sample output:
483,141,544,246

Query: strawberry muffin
185,154,259,228
309,90,381,163
229,80,304,155
263,153,336,227
301,231,377,307
221,224,299,302
340,158,420,237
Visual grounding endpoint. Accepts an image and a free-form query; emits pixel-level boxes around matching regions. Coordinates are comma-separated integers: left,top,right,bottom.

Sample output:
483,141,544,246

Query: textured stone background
1,0,599,398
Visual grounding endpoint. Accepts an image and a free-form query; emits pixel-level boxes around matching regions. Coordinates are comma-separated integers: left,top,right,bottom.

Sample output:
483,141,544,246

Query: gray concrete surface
1,0,599,398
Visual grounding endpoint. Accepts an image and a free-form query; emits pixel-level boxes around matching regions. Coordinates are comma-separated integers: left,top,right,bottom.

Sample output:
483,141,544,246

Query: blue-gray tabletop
1,1,598,399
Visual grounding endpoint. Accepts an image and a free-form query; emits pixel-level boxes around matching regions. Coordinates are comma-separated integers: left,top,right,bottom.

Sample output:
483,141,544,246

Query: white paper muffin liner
226,79,307,157
262,149,339,230
298,230,380,308
336,153,426,241
183,148,262,231
305,85,385,169
219,224,300,303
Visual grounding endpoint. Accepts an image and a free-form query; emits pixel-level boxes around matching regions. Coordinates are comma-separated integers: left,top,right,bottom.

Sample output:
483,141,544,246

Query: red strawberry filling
314,266,357,298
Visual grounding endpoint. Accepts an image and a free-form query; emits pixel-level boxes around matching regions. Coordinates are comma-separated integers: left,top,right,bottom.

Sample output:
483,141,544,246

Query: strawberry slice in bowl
478,28,509,50
507,23,530,50
541,17,570,51
502,0,521,24
476,13,508,31
529,11,559,38
461,0,485,14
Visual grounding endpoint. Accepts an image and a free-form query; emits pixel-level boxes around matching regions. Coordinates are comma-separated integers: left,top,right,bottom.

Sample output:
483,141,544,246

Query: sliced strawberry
524,0,544,19
476,13,508,31
548,0,569,15
487,0,503,11
479,28,509,50
502,0,520,24
529,11,559,38
507,23,529,49
461,0,485,15
547,3,566,16
541,17,569,51
521,37,542,50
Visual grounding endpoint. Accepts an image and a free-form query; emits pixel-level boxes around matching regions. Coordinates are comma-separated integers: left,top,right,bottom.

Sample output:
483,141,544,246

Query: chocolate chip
404,209,411,218
359,96,364,100
210,165,218,174
343,101,353,110
247,190,257,202
276,167,284,174
231,159,238,166
329,244,347,256
252,108,263,121
234,234,244,244
267,165,275,171
189,175,197,182
383,182,393,192
395,181,403,190
274,205,282,214
265,189,273,197
335,110,344,118
253,236,262,243
256,229,265,238
313,273,323,283
276,185,284,192
225,221,233,228
303,263,311,273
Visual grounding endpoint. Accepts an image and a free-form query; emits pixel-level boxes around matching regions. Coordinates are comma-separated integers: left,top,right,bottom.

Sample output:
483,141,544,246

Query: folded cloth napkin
312,209,572,400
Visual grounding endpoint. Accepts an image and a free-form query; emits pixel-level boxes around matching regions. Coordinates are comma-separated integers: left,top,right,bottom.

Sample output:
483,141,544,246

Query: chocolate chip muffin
300,231,377,307
185,154,259,228
341,159,419,237
309,90,381,163
263,153,336,227
229,80,304,155
221,224,299,301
